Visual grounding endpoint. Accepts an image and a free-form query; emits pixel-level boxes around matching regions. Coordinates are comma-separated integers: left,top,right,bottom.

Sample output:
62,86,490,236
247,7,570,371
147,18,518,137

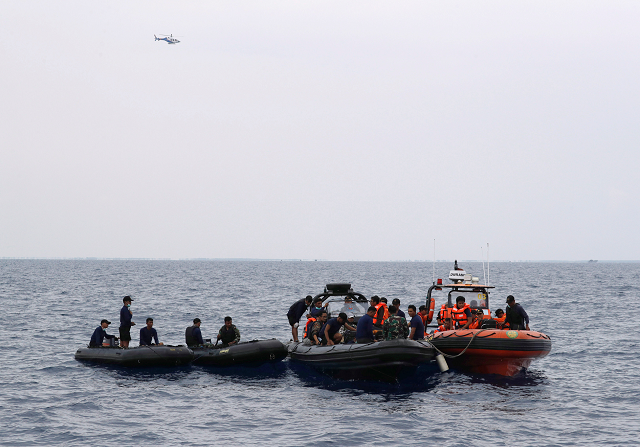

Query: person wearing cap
382,305,409,340
392,299,405,319
356,306,376,343
287,295,313,342
320,312,356,346
140,317,163,346
450,296,472,330
119,296,136,348
217,316,241,346
90,319,117,347
505,295,530,330
342,313,358,344
407,305,425,340
493,309,507,329
185,318,205,347
433,317,453,334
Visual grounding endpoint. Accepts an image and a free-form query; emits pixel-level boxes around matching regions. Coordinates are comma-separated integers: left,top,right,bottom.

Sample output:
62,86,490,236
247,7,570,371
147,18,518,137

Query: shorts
119,326,131,341
288,315,298,327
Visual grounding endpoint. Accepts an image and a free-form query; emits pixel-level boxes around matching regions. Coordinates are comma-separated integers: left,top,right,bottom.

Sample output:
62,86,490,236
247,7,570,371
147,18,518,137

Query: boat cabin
426,268,495,321
304,283,369,323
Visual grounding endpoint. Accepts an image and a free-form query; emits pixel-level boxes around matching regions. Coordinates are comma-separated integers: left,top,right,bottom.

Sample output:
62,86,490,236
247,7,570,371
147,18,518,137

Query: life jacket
434,325,446,333
451,304,471,329
219,325,237,344
469,319,481,329
185,325,199,346
373,303,389,326
437,304,447,322
493,315,506,327
303,317,317,339
426,297,435,324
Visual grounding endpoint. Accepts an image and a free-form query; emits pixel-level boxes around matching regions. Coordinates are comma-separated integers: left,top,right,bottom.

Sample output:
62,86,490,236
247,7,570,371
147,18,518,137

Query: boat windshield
326,299,368,318
449,290,489,309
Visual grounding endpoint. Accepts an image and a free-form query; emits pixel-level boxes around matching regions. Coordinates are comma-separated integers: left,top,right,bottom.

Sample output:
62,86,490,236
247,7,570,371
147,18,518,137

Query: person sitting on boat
370,296,389,327
217,316,241,346
305,310,327,345
392,299,405,318
493,309,507,329
382,305,409,340
342,313,358,344
469,310,482,329
119,296,135,348
320,312,356,346
418,305,430,328
505,295,530,331
340,296,357,314
433,317,453,334
451,296,472,330
287,295,313,342
140,318,163,346
185,318,205,347
90,319,117,347
407,305,425,340
436,303,448,326
356,306,376,343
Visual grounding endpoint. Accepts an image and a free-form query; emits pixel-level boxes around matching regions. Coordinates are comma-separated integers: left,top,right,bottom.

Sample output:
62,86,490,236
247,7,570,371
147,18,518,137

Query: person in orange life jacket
469,310,482,329
140,318,163,346
302,314,316,340
407,305,425,340
287,295,313,342
493,309,507,329
371,296,388,326
392,299,405,319
436,303,448,326
320,312,356,346
505,295,530,330
433,317,453,334
380,298,390,320
304,310,327,345
451,296,472,330
418,305,430,327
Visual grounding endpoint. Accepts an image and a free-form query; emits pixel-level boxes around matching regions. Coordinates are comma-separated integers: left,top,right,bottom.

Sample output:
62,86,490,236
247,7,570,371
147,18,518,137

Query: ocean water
0,260,638,446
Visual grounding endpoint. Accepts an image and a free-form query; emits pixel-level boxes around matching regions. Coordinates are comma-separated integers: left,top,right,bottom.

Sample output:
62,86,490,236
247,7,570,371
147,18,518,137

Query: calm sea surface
0,260,638,446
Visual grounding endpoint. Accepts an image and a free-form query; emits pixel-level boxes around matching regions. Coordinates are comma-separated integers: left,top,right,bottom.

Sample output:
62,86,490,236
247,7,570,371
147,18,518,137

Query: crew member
140,318,163,346
433,317,453,334
305,311,327,345
469,310,482,329
90,319,116,347
320,312,356,346
302,314,317,341
287,295,313,342
436,303,448,326
494,309,507,329
392,299,405,319
217,316,241,346
451,296,472,330
418,305,430,328
343,313,358,344
310,298,328,317
356,306,376,343
382,305,409,340
407,305,425,340
371,296,389,326
341,296,357,314
119,296,135,348
505,295,530,330
185,318,204,347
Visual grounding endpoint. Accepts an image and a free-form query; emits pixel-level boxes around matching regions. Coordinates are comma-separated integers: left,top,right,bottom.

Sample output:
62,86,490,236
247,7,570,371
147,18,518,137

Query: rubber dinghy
287,339,435,381
75,345,194,367
191,339,288,367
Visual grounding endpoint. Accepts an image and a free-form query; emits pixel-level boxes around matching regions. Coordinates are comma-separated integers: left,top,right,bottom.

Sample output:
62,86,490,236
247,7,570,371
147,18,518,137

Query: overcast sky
1,1,638,261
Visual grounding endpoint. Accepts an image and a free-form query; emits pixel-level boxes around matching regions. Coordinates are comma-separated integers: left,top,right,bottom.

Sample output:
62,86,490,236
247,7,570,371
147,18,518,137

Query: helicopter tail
154,34,158,41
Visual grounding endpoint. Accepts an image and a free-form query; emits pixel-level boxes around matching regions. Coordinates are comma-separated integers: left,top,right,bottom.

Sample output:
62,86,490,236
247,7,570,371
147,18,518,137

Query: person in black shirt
90,319,117,347
217,316,241,347
505,295,530,330
140,318,163,346
287,295,313,342
185,318,205,347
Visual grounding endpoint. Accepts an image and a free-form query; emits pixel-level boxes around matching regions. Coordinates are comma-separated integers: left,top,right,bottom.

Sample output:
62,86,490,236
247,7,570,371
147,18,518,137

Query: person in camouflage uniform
217,316,241,346
382,305,409,340
305,310,328,345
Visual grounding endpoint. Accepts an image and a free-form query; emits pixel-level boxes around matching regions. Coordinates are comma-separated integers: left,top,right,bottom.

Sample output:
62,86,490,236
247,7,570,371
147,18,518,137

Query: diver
119,296,135,348
90,319,117,347
356,306,376,343
287,295,313,342
139,318,163,346
185,318,205,347
382,305,409,340
217,316,241,346
505,295,530,330
407,305,425,340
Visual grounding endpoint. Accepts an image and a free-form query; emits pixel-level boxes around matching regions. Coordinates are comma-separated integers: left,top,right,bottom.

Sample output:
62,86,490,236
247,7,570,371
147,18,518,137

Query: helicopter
154,34,180,44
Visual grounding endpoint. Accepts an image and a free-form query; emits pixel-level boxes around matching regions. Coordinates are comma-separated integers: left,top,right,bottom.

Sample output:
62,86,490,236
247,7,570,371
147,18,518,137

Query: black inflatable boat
287,339,436,381
75,345,193,367
191,339,288,367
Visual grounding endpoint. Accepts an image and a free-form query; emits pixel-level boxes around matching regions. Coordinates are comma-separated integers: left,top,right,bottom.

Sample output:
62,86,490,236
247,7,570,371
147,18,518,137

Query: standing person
371,296,388,327
119,296,135,348
505,295,530,330
356,306,376,343
90,319,116,347
382,305,409,340
320,313,356,346
407,305,425,340
287,295,313,342
418,305,430,328
451,296,472,330
392,299,405,319
140,318,163,346
185,318,204,347
217,316,241,346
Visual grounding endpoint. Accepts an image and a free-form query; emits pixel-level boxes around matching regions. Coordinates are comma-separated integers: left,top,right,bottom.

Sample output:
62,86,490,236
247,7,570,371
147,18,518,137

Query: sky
1,1,639,261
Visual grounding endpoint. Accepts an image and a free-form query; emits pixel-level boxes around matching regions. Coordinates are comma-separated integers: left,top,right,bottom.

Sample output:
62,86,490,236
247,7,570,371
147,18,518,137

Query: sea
0,260,638,446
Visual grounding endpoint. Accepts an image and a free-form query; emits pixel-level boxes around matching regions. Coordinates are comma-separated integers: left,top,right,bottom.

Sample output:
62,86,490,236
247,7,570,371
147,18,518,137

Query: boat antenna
432,239,436,285
481,245,486,285
487,243,490,286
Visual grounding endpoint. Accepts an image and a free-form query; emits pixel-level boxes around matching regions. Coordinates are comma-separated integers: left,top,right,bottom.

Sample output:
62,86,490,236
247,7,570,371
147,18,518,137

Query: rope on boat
420,329,487,359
